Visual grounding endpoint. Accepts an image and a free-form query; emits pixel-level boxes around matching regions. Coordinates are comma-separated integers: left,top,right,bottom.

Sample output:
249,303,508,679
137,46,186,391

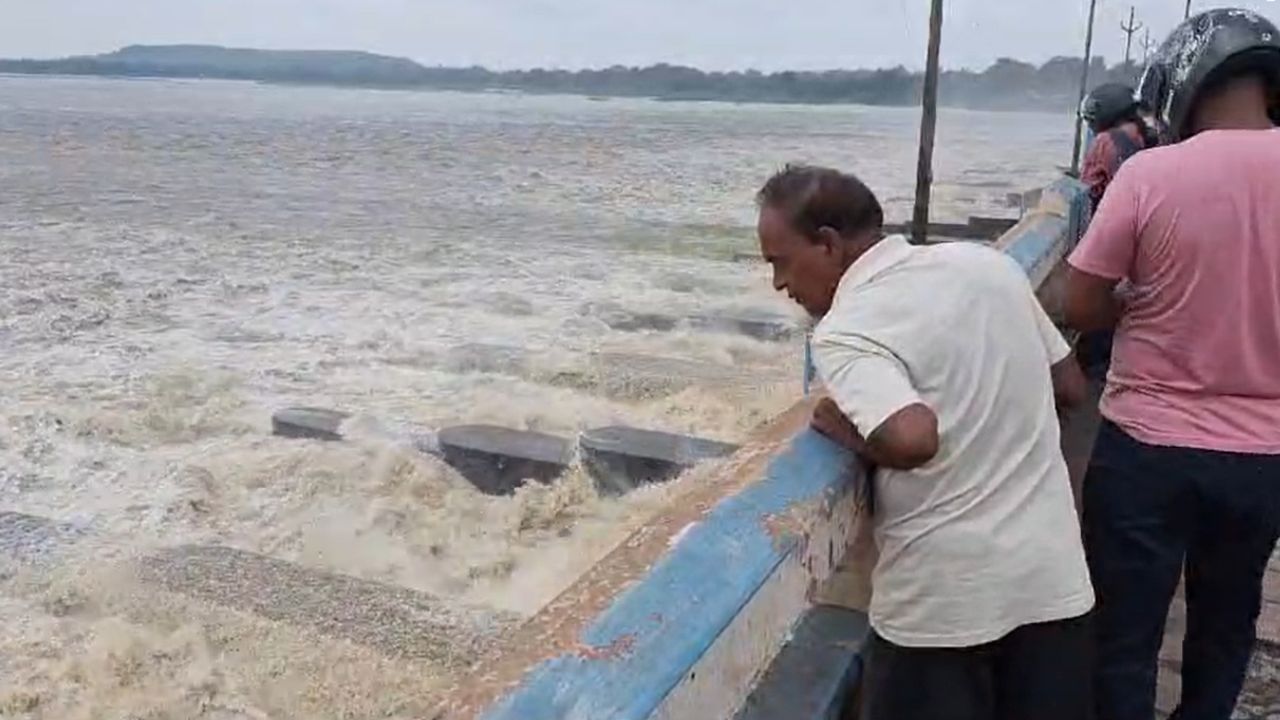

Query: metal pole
912,0,944,245
803,334,815,396
1186,0,1193,19
1070,0,1099,177
1121,7,1143,68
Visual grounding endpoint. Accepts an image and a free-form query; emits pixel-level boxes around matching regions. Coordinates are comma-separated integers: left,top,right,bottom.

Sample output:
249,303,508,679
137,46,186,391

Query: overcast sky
2,0,1278,71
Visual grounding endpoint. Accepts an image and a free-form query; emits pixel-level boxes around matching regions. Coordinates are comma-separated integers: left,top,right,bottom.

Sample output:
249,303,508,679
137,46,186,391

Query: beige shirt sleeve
813,332,923,438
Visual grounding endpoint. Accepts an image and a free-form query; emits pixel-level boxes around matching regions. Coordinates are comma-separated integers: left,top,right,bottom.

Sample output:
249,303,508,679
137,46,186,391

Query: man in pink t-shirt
1065,10,1280,720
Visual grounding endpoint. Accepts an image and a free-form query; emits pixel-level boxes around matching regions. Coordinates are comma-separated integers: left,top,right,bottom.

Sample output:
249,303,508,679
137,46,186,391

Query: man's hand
812,398,869,454
1051,355,1088,413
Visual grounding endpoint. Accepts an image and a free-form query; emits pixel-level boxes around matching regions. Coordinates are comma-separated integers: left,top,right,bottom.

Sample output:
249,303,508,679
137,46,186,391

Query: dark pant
860,613,1094,720
1083,421,1280,720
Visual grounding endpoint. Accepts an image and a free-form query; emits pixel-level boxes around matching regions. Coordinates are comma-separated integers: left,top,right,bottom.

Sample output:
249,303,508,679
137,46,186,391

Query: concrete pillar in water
442,343,530,376
585,302,797,342
0,511,86,565
686,312,797,342
436,425,574,496
271,407,351,442
579,426,739,495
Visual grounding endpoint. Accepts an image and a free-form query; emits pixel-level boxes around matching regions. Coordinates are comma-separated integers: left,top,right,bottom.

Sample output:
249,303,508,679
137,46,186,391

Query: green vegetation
0,45,1142,111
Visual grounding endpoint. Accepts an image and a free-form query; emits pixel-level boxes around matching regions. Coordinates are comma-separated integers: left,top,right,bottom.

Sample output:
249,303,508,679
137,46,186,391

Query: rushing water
0,74,1071,718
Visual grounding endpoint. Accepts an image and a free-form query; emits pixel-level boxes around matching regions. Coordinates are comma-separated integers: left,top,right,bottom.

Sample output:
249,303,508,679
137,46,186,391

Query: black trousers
1083,421,1280,720
860,613,1094,720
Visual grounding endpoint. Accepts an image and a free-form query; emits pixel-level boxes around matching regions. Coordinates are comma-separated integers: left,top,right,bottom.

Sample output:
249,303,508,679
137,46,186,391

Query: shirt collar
834,234,915,296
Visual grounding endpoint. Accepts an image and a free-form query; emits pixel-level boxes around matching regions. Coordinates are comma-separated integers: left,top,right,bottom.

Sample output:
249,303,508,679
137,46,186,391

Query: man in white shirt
756,165,1095,720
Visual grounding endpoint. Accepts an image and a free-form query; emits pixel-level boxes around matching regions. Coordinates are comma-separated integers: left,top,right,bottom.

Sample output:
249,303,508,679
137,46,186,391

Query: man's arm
1065,269,1125,332
1024,263,1089,411
866,404,939,470
811,337,940,472
812,397,939,470
1066,161,1142,332
1050,355,1088,412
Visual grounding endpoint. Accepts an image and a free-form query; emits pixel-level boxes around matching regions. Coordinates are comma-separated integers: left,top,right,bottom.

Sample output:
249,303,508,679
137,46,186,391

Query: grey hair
756,164,884,241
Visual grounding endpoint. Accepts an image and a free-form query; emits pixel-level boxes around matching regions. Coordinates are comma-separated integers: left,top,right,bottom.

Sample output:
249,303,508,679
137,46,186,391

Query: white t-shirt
812,235,1094,648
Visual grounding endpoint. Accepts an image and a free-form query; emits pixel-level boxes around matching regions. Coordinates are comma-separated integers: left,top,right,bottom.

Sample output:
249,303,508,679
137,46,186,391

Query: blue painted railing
470,176,1089,720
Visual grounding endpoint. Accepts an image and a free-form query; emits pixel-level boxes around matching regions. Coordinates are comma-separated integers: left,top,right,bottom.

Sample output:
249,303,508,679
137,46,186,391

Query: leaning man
757,165,1095,720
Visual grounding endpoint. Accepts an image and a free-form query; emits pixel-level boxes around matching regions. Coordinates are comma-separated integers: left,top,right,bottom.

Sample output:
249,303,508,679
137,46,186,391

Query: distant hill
0,44,1143,111
0,44,431,86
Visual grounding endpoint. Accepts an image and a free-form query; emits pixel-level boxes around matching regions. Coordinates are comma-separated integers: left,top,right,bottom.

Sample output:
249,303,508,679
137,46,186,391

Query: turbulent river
0,74,1070,718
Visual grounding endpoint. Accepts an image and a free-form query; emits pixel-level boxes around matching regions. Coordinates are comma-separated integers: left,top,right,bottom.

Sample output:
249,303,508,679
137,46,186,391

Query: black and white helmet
1138,8,1280,142
1080,83,1140,133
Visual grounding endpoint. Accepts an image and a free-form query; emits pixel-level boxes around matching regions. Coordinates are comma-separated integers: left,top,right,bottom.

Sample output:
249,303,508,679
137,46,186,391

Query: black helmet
1138,8,1280,142
1081,83,1140,133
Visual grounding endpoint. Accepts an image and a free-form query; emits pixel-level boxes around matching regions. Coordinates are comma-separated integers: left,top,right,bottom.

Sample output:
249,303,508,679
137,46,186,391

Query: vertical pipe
912,0,945,245
803,334,815,397
1070,0,1099,176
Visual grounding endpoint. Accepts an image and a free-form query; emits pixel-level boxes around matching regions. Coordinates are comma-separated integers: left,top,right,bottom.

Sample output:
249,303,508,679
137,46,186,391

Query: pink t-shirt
1069,129,1280,454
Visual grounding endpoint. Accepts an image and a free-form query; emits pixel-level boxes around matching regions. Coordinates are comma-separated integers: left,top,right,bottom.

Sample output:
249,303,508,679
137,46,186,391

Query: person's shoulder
1091,128,1120,150
1131,128,1280,166
1119,140,1177,170
929,239,1016,271
812,301,869,348
937,243,1039,298
1085,130,1116,158
815,255,924,340
1102,139,1181,191
1194,128,1280,157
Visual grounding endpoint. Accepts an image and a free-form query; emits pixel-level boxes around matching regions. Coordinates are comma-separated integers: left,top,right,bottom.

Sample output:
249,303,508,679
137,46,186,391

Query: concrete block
137,545,517,664
437,425,573,495
443,344,529,376
579,426,739,495
594,352,751,384
272,407,440,458
549,353,761,401
607,312,681,333
0,512,85,566
734,605,869,720
272,407,351,442
583,302,797,342
688,313,797,342
584,303,680,333
441,345,723,399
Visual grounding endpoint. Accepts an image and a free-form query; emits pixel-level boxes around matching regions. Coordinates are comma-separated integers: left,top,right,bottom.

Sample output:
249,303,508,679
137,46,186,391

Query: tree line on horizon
0,45,1143,111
